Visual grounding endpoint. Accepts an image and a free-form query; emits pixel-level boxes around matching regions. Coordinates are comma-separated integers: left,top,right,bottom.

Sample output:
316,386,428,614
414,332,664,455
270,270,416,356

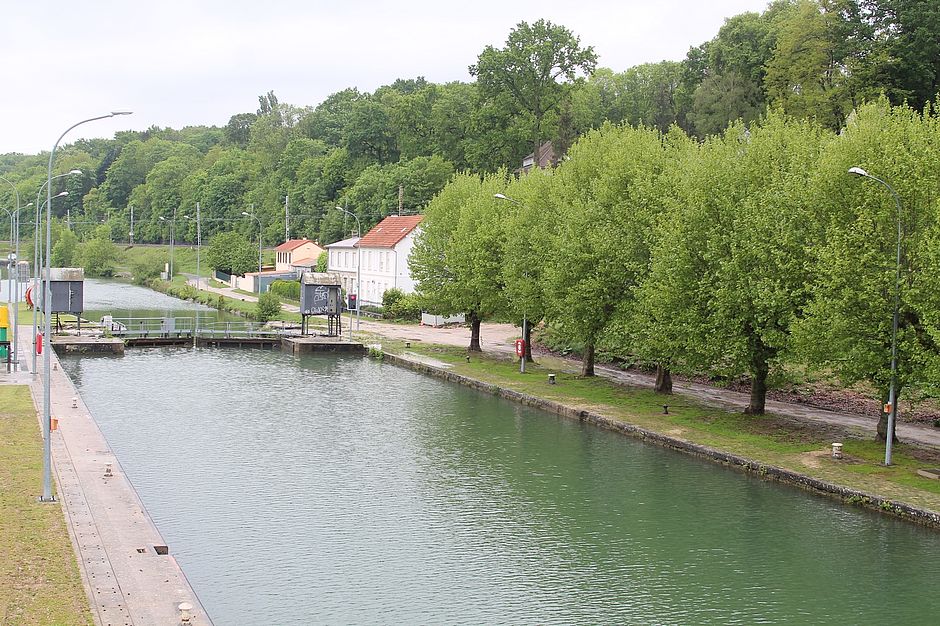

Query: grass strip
0,385,93,624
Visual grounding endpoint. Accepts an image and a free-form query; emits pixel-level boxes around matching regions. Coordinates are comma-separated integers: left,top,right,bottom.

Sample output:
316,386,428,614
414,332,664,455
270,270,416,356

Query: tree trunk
654,365,673,394
523,320,535,363
876,388,902,444
468,311,482,352
581,342,595,377
745,356,768,415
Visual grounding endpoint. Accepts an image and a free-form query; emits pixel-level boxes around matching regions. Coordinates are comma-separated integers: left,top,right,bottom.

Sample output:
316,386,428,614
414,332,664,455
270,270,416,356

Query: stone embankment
383,352,940,530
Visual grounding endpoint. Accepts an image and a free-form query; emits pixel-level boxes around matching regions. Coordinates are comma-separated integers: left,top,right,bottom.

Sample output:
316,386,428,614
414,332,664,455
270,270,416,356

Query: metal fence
102,316,285,339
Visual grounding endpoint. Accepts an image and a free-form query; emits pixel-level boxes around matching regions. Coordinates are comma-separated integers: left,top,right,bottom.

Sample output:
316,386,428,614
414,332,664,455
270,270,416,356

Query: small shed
300,272,343,336
42,267,85,331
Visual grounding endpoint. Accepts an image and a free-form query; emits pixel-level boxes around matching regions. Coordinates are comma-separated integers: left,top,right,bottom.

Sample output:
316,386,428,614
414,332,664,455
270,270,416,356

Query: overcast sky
1,0,770,155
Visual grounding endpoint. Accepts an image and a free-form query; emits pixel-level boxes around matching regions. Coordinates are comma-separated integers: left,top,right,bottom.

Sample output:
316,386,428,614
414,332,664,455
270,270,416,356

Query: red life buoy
514,338,526,357
25,286,33,310
36,332,43,355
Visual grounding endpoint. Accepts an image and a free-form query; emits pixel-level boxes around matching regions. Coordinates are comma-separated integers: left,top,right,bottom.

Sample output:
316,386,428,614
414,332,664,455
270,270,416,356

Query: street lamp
183,205,202,342
30,191,68,375
848,166,903,466
158,209,177,279
335,206,361,333
241,210,262,292
41,112,132,502
494,193,531,373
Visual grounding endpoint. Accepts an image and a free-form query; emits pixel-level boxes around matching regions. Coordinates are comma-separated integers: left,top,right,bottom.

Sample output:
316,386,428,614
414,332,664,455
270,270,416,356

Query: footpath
191,279,940,449
2,325,209,625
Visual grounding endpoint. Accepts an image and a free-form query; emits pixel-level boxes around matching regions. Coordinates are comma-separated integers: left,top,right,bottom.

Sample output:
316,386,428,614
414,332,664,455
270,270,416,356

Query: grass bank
377,340,940,520
0,386,92,624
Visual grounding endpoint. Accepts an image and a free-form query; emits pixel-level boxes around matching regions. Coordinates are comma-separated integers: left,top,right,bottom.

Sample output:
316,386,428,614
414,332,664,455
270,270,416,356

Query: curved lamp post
41,112,131,503
848,166,902,466
240,210,263,292
335,206,361,333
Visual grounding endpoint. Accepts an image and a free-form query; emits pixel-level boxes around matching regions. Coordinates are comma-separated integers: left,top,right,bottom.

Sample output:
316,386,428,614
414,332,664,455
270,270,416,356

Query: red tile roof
357,215,424,249
274,239,317,252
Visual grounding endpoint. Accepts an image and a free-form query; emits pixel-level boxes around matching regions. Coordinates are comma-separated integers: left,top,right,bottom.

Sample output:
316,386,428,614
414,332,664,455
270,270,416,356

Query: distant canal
60,281,940,624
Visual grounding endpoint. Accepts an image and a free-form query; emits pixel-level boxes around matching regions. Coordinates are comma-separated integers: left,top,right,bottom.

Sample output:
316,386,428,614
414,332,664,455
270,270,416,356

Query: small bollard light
178,601,193,623
405,341,411,348
548,373,556,384
53,362,58,371
832,443,843,459
71,397,78,409
466,355,471,363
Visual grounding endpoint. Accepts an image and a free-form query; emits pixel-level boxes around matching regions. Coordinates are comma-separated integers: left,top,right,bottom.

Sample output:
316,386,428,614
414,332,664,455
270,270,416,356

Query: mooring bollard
832,442,843,459
71,397,78,409
178,601,193,623
663,405,669,414
548,373,556,384
405,341,411,348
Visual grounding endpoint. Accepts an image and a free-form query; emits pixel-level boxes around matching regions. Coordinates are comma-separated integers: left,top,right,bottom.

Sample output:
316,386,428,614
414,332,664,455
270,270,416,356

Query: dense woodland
1,0,936,247
2,0,939,430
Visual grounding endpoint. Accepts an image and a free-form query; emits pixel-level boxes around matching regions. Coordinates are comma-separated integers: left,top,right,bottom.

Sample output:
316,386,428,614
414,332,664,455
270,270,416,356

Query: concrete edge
382,352,940,531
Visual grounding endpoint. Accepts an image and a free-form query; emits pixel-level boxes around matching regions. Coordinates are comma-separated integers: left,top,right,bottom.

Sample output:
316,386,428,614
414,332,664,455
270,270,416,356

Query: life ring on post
25,285,33,310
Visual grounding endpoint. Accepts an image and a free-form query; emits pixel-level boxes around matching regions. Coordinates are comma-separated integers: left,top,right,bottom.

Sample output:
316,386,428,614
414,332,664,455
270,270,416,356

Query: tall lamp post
183,204,201,341
158,209,177,278
335,206,361,331
848,166,903,466
241,210,263,292
494,193,531,372
31,190,68,375
41,112,132,503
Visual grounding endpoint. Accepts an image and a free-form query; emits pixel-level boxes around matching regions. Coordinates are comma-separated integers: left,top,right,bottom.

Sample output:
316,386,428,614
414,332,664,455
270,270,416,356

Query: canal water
59,281,940,624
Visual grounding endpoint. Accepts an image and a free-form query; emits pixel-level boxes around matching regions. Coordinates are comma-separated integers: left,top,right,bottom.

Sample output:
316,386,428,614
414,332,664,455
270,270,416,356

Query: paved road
185,279,940,448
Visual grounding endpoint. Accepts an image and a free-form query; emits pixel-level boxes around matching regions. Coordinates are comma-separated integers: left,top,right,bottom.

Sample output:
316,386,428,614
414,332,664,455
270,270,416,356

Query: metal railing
102,316,286,340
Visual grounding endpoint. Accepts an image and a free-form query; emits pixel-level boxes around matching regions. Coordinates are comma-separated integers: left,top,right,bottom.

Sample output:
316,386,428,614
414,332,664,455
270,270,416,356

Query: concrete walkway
187,280,940,448
4,326,209,625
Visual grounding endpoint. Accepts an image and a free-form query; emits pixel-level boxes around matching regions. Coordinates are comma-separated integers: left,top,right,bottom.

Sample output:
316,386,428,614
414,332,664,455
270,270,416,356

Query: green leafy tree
470,19,598,164
78,225,119,277
795,100,940,440
50,229,79,267
637,115,829,414
410,172,509,351
688,71,763,138
205,231,257,276
255,291,282,323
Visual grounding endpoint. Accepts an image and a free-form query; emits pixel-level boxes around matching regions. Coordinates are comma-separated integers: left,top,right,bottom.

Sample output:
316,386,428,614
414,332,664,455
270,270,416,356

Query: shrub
256,291,282,323
130,250,168,285
382,287,406,310
270,279,301,300
385,292,422,322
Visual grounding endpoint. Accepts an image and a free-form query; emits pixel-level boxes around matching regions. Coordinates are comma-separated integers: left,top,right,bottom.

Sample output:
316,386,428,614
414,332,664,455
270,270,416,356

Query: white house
356,215,424,306
325,236,360,294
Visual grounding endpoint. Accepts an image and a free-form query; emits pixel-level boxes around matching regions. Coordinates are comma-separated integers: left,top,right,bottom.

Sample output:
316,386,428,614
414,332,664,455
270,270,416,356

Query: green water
58,280,940,625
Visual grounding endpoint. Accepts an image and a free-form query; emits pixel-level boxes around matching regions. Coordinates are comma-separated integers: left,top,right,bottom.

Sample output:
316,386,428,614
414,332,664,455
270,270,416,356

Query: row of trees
410,100,940,443
1,1,936,255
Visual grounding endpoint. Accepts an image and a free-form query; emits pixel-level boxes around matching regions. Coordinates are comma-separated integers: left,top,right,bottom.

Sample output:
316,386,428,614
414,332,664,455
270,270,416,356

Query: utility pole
284,194,289,242
398,185,403,216
129,205,134,245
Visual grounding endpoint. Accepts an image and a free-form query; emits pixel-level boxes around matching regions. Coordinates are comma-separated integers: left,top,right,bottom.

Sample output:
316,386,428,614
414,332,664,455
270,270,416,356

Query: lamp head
69,169,82,175
494,193,507,200
56,191,69,198
848,167,868,177
110,111,133,117
241,211,251,217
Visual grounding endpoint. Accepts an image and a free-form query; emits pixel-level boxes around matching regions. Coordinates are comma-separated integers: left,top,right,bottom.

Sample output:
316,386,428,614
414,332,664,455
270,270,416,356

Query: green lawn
0,386,93,624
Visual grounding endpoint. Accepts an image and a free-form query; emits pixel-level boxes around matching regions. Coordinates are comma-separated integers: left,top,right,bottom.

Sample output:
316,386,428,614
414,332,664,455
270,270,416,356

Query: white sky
1,0,770,155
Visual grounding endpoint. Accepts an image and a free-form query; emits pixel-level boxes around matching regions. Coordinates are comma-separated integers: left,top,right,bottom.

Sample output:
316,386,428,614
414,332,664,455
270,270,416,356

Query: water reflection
61,348,940,625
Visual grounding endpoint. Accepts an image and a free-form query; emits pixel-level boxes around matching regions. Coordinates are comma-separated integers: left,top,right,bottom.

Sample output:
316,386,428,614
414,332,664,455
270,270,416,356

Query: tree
50,229,79,267
795,99,940,440
688,72,763,138
255,291,282,323
470,19,598,163
205,231,257,276
546,123,681,377
79,225,119,277
636,115,829,414
410,172,509,351
224,113,257,148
